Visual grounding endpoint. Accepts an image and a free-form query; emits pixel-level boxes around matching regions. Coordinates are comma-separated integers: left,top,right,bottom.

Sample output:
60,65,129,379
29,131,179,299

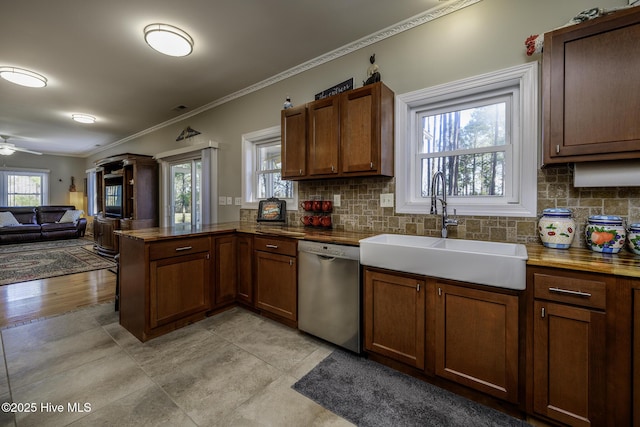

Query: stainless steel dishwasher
298,240,361,353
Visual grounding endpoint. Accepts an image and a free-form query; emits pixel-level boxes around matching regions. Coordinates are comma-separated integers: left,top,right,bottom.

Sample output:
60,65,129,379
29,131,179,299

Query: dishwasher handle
299,249,359,261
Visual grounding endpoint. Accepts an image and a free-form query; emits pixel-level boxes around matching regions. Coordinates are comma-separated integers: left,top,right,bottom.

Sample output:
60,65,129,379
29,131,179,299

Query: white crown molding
88,0,482,157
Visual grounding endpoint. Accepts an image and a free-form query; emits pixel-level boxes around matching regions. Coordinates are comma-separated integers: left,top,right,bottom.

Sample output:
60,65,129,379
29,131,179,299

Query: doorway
170,159,201,229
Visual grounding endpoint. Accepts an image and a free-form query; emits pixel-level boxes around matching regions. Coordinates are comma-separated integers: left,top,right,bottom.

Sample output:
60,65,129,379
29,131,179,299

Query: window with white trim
242,126,298,209
0,169,49,206
395,63,538,217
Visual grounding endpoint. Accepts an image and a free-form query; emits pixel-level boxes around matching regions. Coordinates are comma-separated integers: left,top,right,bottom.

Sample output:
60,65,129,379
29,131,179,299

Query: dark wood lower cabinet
236,234,253,305
213,234,237,306
120,235,212,342
364,268,425,370
254,236,297,323
150,251,211,328
634,289,640,427
435,281,519,403
532,301,606,427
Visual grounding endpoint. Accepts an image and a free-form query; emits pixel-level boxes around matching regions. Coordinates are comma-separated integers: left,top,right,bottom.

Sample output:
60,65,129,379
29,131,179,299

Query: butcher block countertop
526,244,640,278
115,224,640,278
114,222,375,246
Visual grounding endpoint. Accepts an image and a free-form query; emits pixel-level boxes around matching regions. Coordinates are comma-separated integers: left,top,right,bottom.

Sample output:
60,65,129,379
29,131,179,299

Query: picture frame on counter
257,197,287,223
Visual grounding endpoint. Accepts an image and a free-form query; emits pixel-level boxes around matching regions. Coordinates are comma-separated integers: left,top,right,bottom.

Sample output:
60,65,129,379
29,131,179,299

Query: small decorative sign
315,78,354,100
257,197,287,223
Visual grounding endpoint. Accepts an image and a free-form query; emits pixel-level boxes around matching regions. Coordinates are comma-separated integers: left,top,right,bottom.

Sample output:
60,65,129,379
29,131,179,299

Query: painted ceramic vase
627,223,640,255
538,208,575,249
585,215,626,253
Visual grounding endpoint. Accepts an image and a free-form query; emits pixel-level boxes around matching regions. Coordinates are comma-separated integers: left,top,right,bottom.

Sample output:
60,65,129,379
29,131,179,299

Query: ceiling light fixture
144,23,193,57
0,146,15,156
0,67,47,88
71,114,96,124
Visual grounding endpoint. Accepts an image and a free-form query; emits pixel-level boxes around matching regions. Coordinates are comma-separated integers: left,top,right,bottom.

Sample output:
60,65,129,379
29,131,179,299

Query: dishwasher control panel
298,240,360,260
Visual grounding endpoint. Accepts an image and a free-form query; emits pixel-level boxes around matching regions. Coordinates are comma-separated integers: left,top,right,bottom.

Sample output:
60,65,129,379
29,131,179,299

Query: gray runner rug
293,350,530,427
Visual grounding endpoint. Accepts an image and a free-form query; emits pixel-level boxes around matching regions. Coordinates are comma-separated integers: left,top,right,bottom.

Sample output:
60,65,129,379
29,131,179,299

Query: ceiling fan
0,136,42,156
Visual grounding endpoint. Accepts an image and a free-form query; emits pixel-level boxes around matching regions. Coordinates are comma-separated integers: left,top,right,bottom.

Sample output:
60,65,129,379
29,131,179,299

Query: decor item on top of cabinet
283,97,293,109
314,78,354,100
524,5,632,56
627,223,640,255
538,208,575,249
585,215,626,253
363,54,381,86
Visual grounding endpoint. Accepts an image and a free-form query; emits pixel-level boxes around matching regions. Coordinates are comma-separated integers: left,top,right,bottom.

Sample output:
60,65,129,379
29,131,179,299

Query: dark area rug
0,245,115,285
293,350,530,427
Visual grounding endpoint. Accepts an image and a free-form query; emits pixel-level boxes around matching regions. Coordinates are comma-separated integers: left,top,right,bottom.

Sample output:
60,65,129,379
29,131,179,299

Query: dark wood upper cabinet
281,105,307,179
281,81,394,180
543,7,640,164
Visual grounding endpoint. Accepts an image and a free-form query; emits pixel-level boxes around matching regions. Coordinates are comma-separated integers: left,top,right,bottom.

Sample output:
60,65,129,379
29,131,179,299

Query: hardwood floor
0,268,116,328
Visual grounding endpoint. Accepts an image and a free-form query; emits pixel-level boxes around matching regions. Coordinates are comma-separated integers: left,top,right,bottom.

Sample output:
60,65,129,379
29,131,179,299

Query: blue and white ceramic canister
627,223,640,255
538,208,575,249
585,215,626,253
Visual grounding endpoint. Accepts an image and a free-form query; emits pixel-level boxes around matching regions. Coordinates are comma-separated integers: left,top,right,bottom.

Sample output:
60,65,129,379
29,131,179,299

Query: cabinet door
150,251,211,329
255,251,297,321
214,235,237,306
236,234,253,304
281,105,307,179
544,7,640,163
533,301,606,427
340,84,378,174
364,268,425,369
435,282,519,403
635,289,640,427
308,96,339,176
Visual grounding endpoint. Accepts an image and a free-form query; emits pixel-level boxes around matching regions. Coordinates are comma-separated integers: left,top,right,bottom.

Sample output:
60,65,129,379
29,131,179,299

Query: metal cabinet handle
266,244,278,249
548,287,592,298
175,246,193,251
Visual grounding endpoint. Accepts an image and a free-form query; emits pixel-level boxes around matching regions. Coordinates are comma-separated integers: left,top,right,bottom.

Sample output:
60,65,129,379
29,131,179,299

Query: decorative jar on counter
627,223,640,255
538,208,575,249
585,215,626,253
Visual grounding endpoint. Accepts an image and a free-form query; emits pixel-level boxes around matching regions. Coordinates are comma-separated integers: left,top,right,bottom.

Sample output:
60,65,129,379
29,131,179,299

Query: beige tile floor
0,304,355,427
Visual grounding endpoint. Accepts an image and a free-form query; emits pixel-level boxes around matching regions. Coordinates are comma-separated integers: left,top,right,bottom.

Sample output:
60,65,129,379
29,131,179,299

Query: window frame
395,62,538,217
241,126,298,210
0,168,50,206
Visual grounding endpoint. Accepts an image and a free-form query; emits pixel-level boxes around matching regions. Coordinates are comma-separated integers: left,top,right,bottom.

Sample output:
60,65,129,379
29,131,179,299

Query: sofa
0,205,87,244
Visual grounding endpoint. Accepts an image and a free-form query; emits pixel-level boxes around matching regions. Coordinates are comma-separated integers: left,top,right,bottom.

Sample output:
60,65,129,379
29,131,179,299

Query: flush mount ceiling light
71,114,96,124
144,23,193,57
0,67,47,88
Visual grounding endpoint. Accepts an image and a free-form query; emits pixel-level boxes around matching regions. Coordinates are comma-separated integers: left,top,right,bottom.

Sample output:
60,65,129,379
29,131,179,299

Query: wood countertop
115,222,376,246
115,224,640,278
526,244,640,278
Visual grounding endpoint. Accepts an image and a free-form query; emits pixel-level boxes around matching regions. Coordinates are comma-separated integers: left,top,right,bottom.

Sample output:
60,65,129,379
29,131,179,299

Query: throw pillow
57,209,84,224
0,211,20,227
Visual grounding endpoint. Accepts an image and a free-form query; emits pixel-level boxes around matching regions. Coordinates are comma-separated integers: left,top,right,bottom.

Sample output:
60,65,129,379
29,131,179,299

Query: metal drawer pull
548,287,592,298
266,244,279,249
175,246,193,251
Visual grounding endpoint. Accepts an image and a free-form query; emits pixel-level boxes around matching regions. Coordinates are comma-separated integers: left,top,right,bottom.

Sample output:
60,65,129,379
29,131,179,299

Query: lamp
144,24,193,57
72,114,96,124
0,67,47,88
0,146,15,156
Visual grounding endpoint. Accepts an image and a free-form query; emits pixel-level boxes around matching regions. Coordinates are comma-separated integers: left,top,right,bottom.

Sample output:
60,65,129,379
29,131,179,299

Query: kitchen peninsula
116,224,639,426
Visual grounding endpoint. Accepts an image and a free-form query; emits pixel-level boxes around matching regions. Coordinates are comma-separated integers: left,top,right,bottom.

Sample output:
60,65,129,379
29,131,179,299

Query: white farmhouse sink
359,234,528,290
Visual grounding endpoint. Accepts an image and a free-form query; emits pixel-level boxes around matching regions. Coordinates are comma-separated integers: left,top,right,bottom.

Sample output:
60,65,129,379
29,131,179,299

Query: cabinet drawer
149,237,210,260
533,273,606,310
254,236,297,257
